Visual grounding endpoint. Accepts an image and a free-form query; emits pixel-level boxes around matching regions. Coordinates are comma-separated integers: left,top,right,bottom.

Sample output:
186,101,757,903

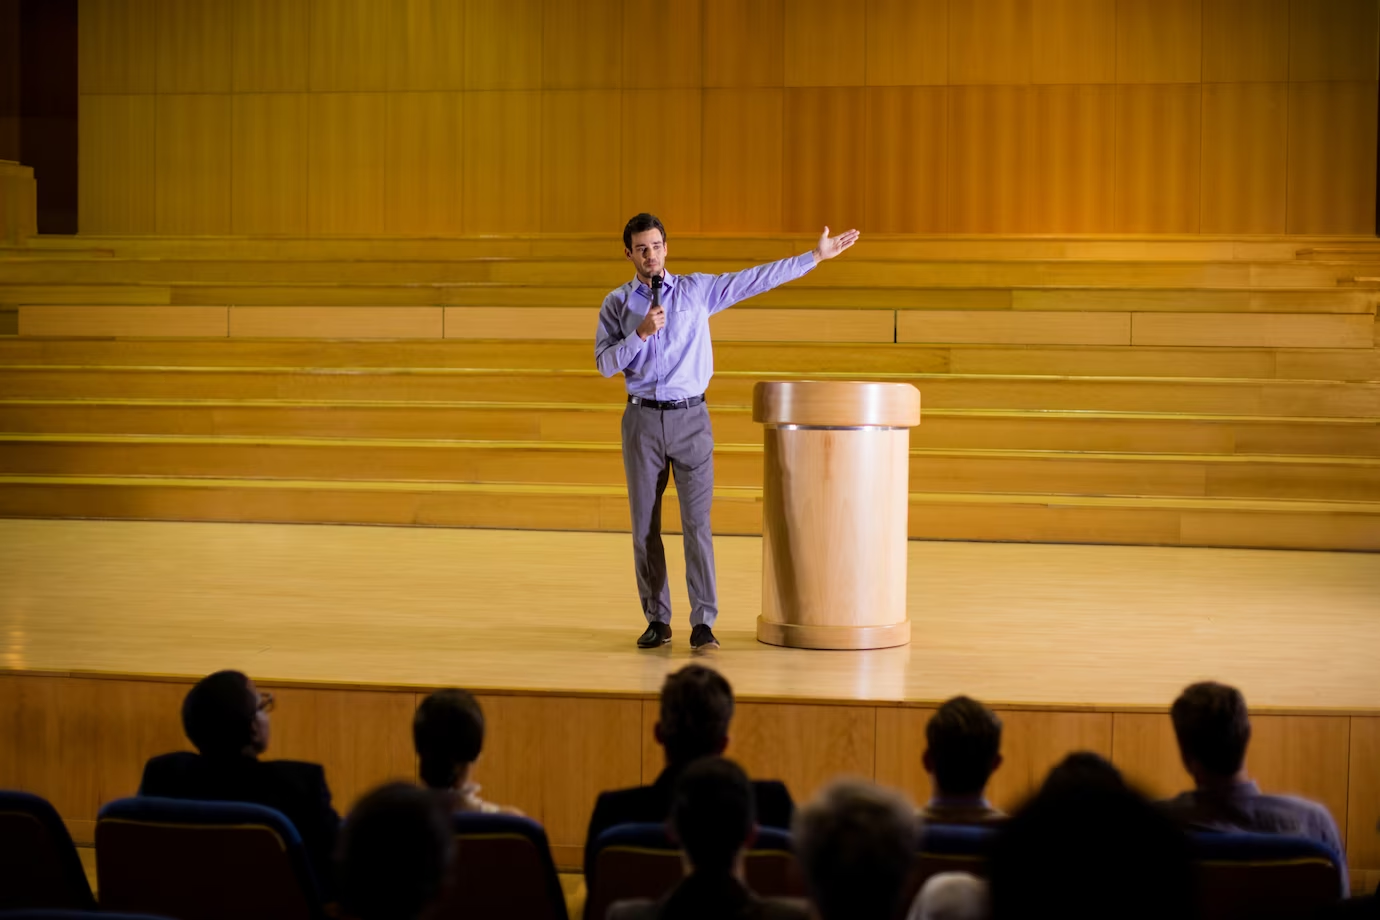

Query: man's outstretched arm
704,226,860,315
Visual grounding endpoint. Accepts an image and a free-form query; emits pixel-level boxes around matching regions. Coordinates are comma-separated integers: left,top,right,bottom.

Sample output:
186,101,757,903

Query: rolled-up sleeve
595,294,646,378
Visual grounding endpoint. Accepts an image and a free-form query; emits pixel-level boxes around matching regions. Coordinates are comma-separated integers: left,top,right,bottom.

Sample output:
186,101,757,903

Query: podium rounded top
752,381,921,428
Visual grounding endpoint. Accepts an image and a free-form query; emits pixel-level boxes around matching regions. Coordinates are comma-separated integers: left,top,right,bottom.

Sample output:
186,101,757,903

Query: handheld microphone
650,274,663,309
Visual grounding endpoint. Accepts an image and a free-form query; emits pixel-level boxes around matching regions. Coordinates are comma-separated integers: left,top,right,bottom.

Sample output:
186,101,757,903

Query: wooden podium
753,381,922,650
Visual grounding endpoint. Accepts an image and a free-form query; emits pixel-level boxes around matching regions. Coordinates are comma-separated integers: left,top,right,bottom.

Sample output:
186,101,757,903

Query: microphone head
650,275,663,291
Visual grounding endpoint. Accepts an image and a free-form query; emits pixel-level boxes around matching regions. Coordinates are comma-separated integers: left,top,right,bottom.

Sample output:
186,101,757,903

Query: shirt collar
632,271,676,298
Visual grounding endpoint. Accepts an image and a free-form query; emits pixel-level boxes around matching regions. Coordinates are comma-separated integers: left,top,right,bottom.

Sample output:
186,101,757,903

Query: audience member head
181,670,270,758
795,779,918,920
413,688,486,791
336,782,453,920
670,756,756,877
1171,681,1252,785
655,665,734,767
924,696,1004,798
988,763,1195,920
908,872,990,920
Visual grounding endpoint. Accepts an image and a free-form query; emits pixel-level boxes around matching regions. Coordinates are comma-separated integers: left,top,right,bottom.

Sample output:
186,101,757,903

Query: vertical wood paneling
865,0,947,86
390,0,467,91
1115,84,1202,232
864,86,947,232
948,86,1034,232
703,0,784,87
463,90,543,233
155,94,233,235
622,89,702,231
1201,82,1287,233
231,93,310,235
986,711,1114,812
465,0,543,90
309,0,400,92
949,0,1033,84
729,703,877,807
1289,0,1380,82
541,90,622,232
78,94,157,234
702,88,783,231
232,0,311,92
307,93,391,236
1111,712,1188,798
386,92,463,235
1117,0,1203,83
1030,84,1116,231
78,0,159,94
873,708,940,807
155,0,233,94
783,88,867,232
1287,81,1379,233
542,0,622,90
1348,718,1380,880
1031,0,1117,84
1202,0,1290,82
622,0,702,89
784,0,866,86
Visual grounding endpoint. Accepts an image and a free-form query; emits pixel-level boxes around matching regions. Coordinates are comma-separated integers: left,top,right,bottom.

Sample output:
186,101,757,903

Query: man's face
625,228,668,282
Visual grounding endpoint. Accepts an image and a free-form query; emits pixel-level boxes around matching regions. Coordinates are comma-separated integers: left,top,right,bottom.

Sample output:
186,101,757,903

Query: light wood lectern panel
753,381,922,650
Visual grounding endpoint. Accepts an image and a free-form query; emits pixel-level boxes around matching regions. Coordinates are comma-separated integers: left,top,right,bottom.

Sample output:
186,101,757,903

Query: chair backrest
897,823,999,916
95,796,322,920
585,823,804,920
428,812,568,920
1190,830,1345,920
0,790,96,911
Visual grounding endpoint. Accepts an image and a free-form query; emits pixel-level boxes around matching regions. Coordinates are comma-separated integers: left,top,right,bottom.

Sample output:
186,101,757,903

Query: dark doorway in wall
7,0,77,234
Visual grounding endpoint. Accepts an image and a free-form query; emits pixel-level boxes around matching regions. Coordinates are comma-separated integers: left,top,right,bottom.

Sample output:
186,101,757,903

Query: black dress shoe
637,622,672,648
690,624,720,650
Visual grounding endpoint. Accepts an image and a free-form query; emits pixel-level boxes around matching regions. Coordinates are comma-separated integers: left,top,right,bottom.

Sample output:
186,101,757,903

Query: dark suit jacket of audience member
139,751,341,896
607,873,812,920
583,765,795,882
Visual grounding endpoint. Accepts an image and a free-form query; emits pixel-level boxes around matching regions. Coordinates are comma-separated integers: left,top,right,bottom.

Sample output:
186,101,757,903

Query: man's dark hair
182,670,257,757
336,782,453,920
1170,681,1252,777
671,757,755,875
413,689,486,790
794,779,917,920
925,696,1003,796
1040,751,1128,798
623,212,666,250
659,665,734,764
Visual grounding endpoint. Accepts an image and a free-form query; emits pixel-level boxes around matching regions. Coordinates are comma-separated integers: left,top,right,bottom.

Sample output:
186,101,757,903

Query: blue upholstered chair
898,823,1000,913
1190,830,1346,920
0,790,96,911
95,796,324,920
429,812,568,920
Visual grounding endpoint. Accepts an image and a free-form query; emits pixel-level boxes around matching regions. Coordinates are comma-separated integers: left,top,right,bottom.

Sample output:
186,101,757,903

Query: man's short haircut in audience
413,688,485,790
926,696,1003,795
1171,681,1252,776
1039,751,1128,798
336,782,453,920
181,670,258,757
795,779,918,920
659,665,734,764
672,756,755,875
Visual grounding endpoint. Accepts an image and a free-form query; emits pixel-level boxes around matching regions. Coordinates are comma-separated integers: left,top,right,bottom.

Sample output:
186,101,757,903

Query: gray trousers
621,401,718,627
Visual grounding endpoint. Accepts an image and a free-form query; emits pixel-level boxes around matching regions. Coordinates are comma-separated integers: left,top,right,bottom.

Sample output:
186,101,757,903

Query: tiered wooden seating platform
1,234,1377,550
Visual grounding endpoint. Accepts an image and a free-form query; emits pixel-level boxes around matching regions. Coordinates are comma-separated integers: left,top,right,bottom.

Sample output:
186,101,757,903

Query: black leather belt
628,394,706,410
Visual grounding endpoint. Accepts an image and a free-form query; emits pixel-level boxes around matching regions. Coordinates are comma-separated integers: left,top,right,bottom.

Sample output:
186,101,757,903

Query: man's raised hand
813,226,861,263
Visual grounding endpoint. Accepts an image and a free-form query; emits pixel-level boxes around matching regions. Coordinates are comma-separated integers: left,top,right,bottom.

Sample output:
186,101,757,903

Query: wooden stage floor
3,518,1377,713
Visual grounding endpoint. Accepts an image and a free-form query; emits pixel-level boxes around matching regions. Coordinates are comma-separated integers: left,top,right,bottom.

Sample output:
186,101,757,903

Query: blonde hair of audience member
908,873,990,920
795,779,918,920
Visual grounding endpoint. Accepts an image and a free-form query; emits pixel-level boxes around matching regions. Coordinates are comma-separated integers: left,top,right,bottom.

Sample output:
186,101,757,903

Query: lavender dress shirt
595,252,816,401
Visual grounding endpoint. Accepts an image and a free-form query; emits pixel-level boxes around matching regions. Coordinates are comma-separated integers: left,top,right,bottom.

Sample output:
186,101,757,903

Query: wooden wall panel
949,0,1033,85
1132,313,1373,348
710,308,896,342
1030,84,1115,232
1202,0,1290,82
784,0,866,86
864,87,947,232
230,307,443,338
873,708,939,807
541,91,622,232
542,0,621,90
1201,82,1287,233
308,93,390,236
898,311,1130,346
1289,0,1380,82
702,89,783,231
948,86,1033,232
463,91,542,233
703,0,784,88
78,0,158,94
386,92,463,235
1031,0,1116,84
1348,718,1380,879
231,93,310,235
390,0,466,91
78,94,157,234
623,0,702,89
465,0,543,90
309,0,399,92
1115,84,1202,232
232,0,310,92
622,90,701,231
155,94,233,235
986,711,1114,813
1287,81,1379,234
1117,0,1203,83
1111,712,1187,798
155,0,233,94
444,307,590,340
20,306,229,337
865,0,947,86
729,703,877,807
783,88,867,232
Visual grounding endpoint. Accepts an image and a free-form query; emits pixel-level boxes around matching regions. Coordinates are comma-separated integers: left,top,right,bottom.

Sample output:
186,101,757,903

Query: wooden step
1,474,1374,551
